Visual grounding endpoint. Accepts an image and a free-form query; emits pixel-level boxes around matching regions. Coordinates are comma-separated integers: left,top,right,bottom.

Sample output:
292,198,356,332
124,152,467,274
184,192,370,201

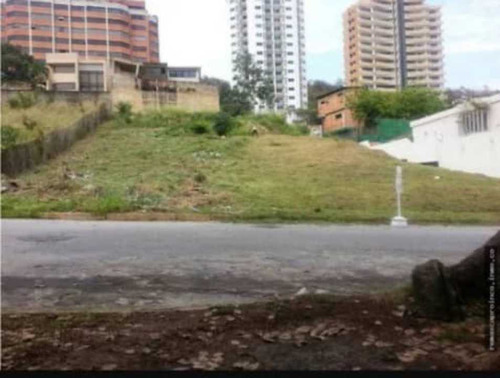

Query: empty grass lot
2,119,500,225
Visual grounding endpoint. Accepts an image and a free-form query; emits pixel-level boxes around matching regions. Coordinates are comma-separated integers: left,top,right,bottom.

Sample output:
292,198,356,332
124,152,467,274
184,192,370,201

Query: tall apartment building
344,0,444,91
0,0,159,63
228,0,308,113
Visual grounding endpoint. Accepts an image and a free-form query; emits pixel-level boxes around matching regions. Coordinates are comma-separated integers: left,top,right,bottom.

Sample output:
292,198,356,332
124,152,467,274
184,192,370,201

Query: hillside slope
2,121,500,224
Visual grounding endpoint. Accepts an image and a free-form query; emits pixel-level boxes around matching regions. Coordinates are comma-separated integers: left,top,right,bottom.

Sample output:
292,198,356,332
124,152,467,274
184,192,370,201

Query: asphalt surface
2,220,498,312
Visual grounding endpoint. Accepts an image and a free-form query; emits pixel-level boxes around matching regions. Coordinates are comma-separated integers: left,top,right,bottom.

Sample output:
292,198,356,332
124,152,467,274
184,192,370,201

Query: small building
168,67,201,83
44,53,219,113
46,53,109,92
317,87,363,133
368,94,500,178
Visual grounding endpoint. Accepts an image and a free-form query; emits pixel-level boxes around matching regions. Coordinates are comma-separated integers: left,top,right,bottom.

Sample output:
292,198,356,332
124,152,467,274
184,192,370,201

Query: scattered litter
295,287,309,296
116,298,130,306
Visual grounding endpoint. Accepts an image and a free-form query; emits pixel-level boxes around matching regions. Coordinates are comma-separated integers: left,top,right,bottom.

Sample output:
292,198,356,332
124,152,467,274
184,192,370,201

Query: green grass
1,100,98,145
2,117,500,224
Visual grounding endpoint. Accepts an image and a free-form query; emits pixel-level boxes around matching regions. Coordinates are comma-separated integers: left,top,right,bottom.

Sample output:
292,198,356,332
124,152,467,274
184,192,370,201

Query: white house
367,94,500,178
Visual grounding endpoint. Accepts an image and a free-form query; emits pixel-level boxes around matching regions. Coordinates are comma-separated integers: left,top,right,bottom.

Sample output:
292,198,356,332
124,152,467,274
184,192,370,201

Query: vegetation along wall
2,102,111,176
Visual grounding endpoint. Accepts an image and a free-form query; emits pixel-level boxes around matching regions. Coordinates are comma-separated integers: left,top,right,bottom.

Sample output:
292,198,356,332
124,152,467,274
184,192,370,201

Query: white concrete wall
371,138,416,161
364,95,500,178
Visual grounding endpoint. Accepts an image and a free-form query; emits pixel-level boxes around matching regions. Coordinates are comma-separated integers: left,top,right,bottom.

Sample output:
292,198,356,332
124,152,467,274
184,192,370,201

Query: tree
296,80,344,125
1,43,47,89
307,79,343,108
201,76,253,116
444,87,500,107
233,52,275,110
348,87,447,128
395,88,448,119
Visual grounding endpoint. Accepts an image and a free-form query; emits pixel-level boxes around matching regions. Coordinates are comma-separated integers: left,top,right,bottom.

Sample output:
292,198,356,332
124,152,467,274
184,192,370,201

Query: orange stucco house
317,87,363,133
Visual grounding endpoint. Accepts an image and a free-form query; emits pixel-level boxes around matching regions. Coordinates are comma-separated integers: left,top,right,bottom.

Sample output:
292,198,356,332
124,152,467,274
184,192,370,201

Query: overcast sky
146,0,500,90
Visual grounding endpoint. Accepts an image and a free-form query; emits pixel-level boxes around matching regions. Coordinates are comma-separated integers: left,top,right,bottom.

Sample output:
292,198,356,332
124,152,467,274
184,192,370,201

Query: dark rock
411,231,500,321
411,260,463,321
449,231,500,302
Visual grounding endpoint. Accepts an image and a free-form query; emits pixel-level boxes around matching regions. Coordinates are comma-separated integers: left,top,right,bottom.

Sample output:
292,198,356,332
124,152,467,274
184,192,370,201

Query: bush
45,91,56,104
194,172,207,184
115,101,133,124
213,112,235,136
237,114,308,136
130,109,221,136
8,92,37,109
1,126,20,149
191,120,211,135
22,115,38,130
7,97,21,109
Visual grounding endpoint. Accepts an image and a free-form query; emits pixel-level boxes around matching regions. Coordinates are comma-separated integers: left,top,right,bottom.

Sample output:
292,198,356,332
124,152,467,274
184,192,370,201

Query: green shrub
130,109,220,136
115,101,133,124
191,120,211,135
213,112,235,136
8,92,37,109
85,193,131,215
22,115,38,130
7,97,21,109
45,91,56,104
1,125,20,149
194,172,207,184
78,100,86,113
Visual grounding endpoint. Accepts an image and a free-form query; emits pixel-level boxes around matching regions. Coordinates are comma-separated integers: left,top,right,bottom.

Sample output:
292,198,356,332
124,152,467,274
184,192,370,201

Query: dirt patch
2,295,498,371
41,211,218,222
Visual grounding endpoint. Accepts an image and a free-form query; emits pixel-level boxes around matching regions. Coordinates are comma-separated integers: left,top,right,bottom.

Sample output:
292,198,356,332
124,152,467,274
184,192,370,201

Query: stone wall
175,82,220,112
1,102,111,176
1,90,111,107
113,81,220,113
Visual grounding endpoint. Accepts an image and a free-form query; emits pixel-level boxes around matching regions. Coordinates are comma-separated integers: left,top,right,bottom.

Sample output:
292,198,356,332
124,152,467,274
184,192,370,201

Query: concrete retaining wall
1,102,111,176
1,90,111,106
112,81,220,113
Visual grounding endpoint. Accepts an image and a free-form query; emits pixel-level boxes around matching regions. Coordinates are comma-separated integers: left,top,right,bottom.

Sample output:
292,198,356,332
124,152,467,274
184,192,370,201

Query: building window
169,69,198,78
53,64,75,74
53,83,76,91
79,71,104,92
461,108,488,135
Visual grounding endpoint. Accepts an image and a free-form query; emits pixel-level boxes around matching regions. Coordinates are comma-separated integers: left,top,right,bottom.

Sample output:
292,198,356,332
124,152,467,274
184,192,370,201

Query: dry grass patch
1,100,98,144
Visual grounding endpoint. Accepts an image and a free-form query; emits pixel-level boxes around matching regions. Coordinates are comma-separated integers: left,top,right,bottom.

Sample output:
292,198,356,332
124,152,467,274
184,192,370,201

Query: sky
146,0,500,90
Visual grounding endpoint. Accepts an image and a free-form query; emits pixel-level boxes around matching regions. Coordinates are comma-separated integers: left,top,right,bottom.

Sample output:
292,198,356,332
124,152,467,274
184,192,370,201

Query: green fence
359,118,411,143
327,119,411,143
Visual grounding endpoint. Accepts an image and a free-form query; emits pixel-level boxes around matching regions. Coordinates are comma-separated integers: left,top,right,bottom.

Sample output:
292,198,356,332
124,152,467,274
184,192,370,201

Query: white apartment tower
228,0,308,113
344,0,444,90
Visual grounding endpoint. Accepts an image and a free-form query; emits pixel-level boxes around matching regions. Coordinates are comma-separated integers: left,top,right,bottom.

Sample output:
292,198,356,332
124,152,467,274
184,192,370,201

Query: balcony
406,45,426,54
376,77,397,87
406,29,425,38
375,45,395,54
372,1,393,13
372,17,393,29
374,60,396,70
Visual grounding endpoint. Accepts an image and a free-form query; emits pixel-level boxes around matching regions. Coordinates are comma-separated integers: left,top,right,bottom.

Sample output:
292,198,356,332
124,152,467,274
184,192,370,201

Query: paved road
2,220,498,312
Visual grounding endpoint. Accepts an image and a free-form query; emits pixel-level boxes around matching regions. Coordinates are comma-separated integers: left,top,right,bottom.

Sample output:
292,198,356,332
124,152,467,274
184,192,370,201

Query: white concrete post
391,165,408,227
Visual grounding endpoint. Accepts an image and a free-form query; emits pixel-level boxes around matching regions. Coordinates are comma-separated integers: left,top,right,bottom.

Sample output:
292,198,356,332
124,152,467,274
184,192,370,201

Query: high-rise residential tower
228,0,308,113
0,0,159,63
344,0,444,90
